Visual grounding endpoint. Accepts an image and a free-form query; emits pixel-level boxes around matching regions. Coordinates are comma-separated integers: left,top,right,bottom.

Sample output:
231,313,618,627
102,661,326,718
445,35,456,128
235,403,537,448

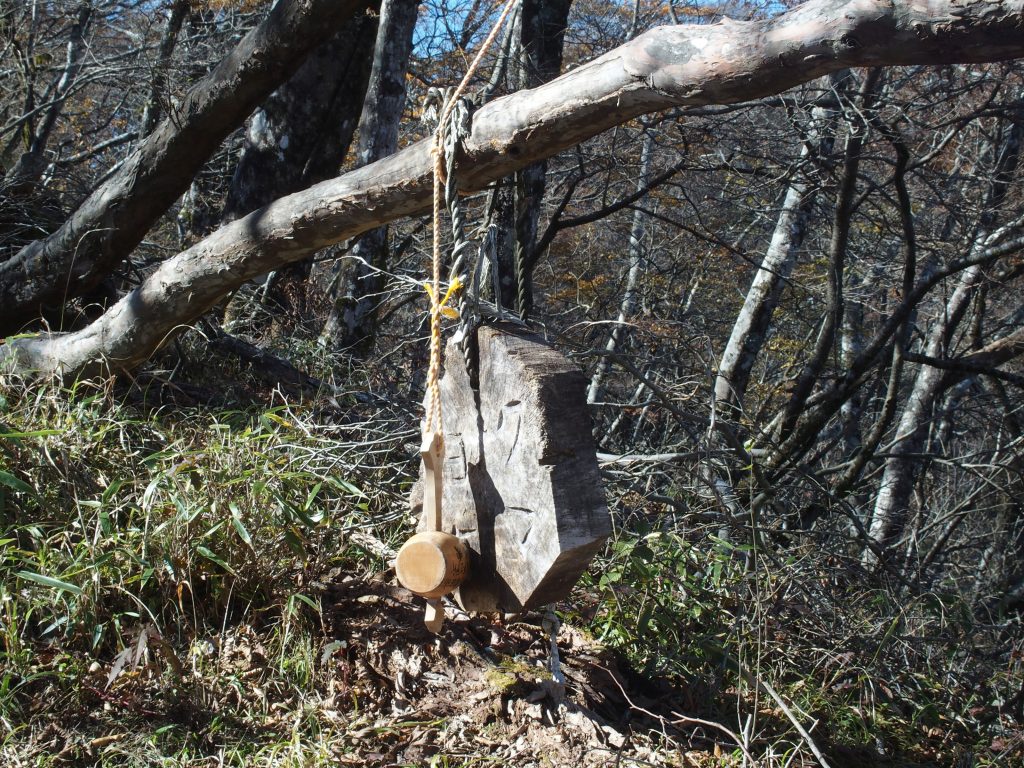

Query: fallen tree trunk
4,0,1024,378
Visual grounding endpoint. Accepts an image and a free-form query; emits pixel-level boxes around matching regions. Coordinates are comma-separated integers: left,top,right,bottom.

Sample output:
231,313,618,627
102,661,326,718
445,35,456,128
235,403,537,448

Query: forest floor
3,370,1023,766
5,568,745,767
5,564,1018,767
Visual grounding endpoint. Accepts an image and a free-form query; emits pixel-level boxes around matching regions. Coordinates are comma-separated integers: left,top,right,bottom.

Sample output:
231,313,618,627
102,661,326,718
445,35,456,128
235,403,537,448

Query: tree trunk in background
3,2,92,195
514,0,573,301
867,115,1023,565
587,130,653,405
0,0,369,334
707,73,844,525
320,0,419,351
493,0,573,313
222,8,380,324
779,70,880,438
714,180,811,414
139,0,189,138
713,72,846,420
321,0,572,349
223,9,379,221
839,267,869,456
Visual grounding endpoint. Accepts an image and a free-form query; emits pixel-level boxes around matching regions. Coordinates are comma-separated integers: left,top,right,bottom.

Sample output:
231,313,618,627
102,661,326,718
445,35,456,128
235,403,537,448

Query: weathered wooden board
412,322,610,612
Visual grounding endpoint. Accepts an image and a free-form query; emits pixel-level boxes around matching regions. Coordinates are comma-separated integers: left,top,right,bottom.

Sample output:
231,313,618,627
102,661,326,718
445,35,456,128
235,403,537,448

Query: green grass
2,374,1023,766
3,398,338,646
578,522,741,683
0,375,415,763
571,507,1024,765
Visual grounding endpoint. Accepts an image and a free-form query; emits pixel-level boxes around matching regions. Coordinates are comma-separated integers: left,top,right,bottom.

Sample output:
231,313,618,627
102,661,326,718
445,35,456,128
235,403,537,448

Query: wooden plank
412,322,610,612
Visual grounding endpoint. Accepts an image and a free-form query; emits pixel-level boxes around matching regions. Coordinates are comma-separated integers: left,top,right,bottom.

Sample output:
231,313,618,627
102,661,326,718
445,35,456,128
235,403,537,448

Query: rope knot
424,0,521,438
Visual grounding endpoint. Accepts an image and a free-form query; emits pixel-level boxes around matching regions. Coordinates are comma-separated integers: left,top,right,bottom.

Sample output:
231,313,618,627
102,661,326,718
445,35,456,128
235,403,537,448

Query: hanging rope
513,170,530,320
424,0,520,437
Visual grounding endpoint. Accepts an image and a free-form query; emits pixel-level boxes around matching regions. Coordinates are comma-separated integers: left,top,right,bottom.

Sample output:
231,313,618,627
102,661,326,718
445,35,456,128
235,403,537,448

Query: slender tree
867,112,1023,564
320,0,419,350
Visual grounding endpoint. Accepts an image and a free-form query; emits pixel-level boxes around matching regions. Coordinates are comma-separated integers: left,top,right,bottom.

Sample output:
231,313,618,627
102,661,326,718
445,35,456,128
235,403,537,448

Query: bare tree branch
5,0,1024,378
0,0,370,333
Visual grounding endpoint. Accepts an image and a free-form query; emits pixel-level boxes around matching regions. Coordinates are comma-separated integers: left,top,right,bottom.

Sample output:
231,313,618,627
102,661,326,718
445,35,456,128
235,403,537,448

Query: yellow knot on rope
423,276,463,321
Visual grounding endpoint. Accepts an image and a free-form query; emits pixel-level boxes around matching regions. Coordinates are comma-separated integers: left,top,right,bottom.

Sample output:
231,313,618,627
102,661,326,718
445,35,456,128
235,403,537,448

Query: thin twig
599,664,761,766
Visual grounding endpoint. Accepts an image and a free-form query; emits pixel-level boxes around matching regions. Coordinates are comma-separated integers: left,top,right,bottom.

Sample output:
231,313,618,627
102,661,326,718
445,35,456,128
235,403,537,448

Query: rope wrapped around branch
424,0,519,435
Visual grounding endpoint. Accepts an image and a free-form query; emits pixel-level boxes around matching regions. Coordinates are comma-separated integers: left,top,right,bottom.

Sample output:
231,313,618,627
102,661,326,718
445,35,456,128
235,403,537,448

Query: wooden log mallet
395,430,469,632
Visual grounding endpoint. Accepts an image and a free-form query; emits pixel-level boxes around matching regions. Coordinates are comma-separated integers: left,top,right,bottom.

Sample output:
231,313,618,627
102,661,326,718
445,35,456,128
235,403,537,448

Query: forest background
1,0,1024,765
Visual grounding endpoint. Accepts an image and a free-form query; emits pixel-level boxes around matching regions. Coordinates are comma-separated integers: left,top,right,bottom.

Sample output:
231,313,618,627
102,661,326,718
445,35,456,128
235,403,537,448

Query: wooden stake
424,599,444,634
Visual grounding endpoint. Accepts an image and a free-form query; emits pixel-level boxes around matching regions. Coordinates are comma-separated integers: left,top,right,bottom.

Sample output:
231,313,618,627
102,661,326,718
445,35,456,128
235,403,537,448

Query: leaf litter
5,569,732,767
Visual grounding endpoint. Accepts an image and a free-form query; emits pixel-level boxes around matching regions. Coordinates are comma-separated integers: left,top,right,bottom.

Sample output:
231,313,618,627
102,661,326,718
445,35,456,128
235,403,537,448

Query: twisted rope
513,170,529,320
424,0,520,437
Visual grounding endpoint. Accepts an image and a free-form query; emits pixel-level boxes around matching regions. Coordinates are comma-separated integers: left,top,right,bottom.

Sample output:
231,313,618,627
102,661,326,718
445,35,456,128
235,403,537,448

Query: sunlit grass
2,374,1021,766
0,374,415,764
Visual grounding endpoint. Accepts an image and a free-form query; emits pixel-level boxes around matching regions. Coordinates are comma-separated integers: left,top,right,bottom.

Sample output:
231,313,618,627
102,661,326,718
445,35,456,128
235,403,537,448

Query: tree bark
0,0,370,333
320,0,419,350
5,0,1024,377
223,9,380,221
866,114,1023,563
504,0,573,312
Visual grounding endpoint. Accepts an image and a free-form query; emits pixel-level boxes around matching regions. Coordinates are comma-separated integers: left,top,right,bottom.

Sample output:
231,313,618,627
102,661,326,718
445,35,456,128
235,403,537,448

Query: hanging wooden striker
395,530,468,599
396,430,469,601
409,322,611,613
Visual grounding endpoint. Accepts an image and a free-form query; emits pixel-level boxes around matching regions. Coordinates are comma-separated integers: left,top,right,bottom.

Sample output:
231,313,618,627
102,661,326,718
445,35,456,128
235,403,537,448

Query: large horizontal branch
0,0,370,333
902,327,1024,386
5,0,1024,378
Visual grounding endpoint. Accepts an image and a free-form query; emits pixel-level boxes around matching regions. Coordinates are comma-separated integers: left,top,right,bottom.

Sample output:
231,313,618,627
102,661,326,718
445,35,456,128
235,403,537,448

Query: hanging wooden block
411,322,610,613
